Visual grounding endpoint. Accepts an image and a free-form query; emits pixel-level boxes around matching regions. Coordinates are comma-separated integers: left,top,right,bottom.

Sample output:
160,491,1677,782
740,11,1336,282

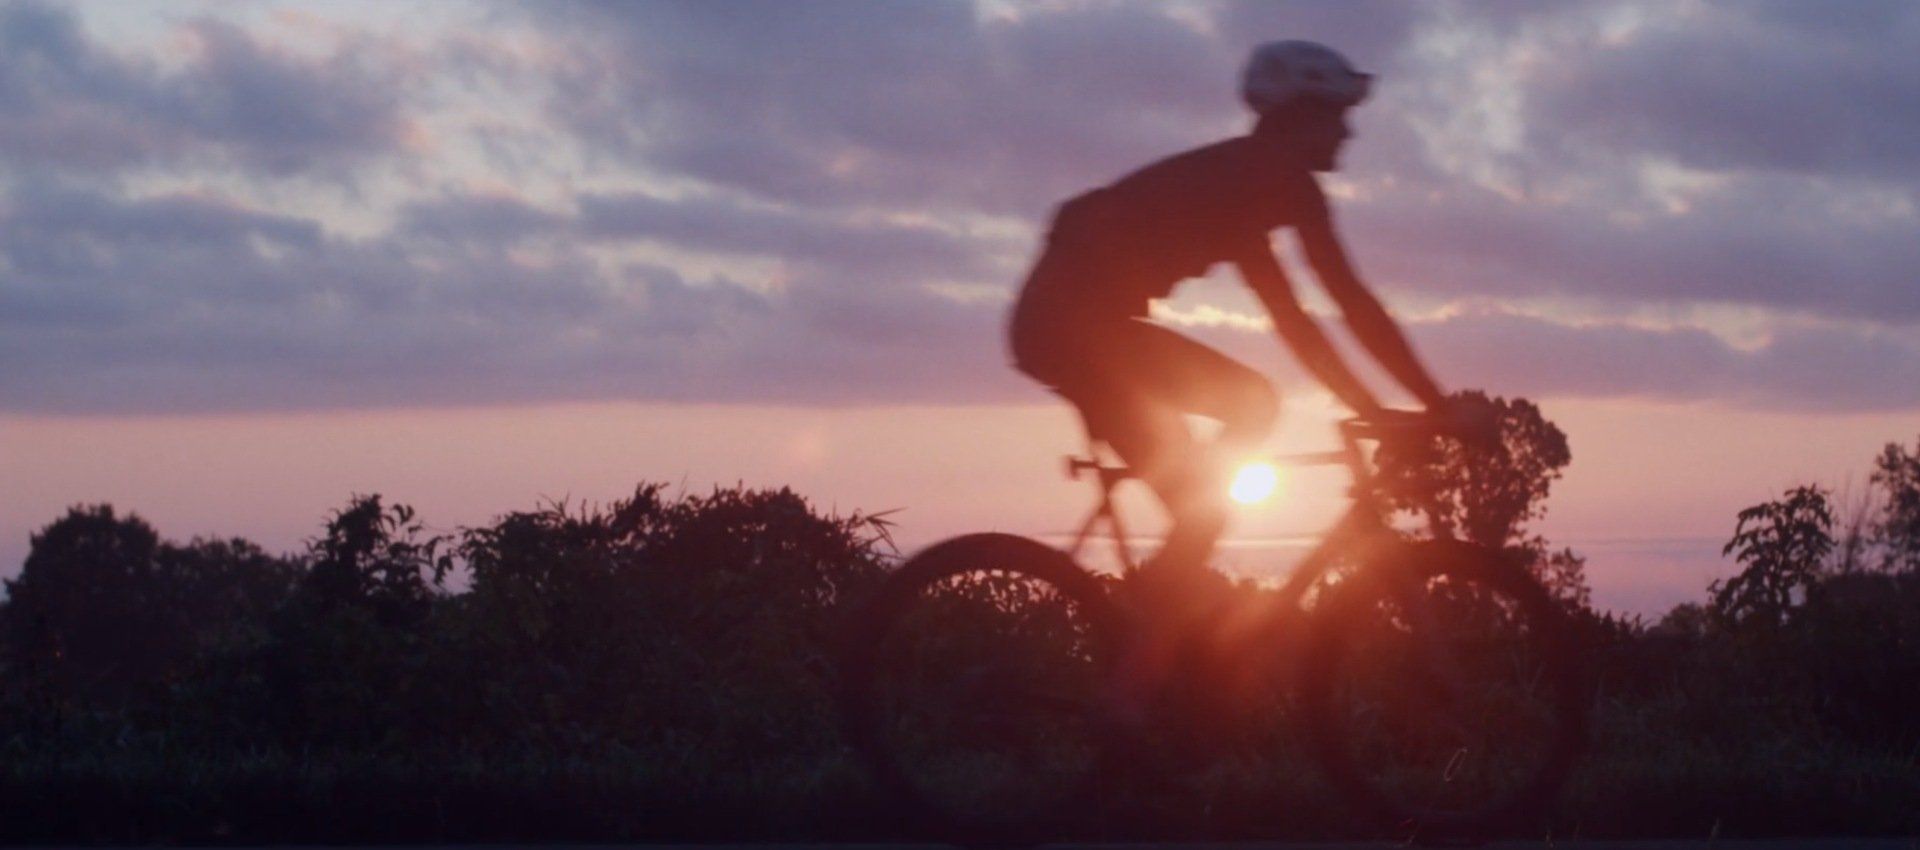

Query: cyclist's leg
1015,316,1271,719
1049,373,1198,719
1055,323,1277,719
1012,265,1278,572
1118,318,1280,456
1101,320,1278,574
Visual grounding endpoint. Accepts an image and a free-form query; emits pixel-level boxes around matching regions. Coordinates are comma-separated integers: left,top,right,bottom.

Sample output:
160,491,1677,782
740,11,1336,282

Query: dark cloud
575,189,1021,282
1522,1,1920,181
1299,0,1920,325
1171,305,1920,412
3,0,1917,416
5,174,1915,415
0,3,411,176
402,185,1026,295
538,0,1250,218
1,180,325,328
6,179,321,248
530,0,1919,323
1413,308,1920,412
397,193,568,242
0,179,1022,414
1341,174,1920,323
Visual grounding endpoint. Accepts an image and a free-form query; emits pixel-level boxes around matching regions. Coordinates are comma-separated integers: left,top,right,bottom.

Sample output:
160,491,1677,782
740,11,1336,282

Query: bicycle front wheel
838,533,1124,842
1300,540,1588,838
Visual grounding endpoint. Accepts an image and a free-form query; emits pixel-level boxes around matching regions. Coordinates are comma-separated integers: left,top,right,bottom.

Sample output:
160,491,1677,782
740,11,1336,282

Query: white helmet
1240,40,1372,113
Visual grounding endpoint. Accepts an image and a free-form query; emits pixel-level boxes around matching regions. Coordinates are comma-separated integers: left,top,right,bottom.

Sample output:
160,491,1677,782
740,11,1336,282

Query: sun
1229,461,1281,505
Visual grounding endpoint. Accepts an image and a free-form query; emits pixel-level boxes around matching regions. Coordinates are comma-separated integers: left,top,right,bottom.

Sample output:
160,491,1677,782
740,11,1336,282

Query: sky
2,0,1917,615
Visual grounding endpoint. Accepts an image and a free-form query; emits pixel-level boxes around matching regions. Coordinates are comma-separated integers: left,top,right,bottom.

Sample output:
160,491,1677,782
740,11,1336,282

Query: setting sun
1229,461,1281,505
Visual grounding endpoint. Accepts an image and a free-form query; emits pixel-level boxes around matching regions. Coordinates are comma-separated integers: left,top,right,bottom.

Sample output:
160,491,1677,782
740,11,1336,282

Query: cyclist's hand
1433,396,1501,450
1343,394,1388,423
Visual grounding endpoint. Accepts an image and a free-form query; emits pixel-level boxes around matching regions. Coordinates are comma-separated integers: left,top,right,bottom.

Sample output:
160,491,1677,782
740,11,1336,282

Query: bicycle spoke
842,534,1120,840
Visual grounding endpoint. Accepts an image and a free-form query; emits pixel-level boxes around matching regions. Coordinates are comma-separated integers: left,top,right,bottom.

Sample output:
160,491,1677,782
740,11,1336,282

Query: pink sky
7,395,1913,615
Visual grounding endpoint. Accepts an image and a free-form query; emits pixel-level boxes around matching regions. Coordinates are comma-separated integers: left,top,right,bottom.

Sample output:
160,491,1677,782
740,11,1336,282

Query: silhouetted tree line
1590,439,1920,756
0,485,894,840
0,411,1915,841
4,483,899,744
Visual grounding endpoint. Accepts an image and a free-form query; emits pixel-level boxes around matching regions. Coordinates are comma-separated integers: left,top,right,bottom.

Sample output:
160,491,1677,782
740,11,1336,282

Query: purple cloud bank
1,0,1915,414
0,4,409,175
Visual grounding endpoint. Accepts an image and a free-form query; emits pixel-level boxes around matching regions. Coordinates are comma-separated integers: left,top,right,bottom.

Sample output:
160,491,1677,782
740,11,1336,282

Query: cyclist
1009,41,1460,607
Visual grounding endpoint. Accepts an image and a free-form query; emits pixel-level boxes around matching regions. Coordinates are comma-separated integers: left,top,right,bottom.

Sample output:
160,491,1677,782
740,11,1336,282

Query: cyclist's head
1242,40,1371,114
1242,40,1369,171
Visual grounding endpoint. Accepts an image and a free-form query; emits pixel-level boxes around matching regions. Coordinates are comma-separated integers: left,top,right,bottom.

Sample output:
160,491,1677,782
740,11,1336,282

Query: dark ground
197,842,1920,849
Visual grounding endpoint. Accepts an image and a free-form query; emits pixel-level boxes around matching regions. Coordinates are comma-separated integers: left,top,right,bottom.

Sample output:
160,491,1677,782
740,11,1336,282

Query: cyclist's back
1012,135,1325,330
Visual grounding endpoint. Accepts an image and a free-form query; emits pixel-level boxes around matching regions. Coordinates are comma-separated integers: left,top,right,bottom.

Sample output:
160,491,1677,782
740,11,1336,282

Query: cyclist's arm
1233,247,1385,417
1296,218,1449,409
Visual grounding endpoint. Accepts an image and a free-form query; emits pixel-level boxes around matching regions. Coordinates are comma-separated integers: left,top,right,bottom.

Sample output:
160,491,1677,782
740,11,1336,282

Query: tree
1532,544,1593,614
1380,390,1592,610
3,505,165,701
1381,391,1570,547
1713,485,1834,629
1,506,295,704
300,495,447,626
1869,434,1920,574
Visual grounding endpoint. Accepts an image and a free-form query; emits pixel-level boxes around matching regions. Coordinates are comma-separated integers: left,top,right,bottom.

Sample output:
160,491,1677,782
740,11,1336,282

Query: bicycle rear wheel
839,533,1124,843
1300,540,1587,838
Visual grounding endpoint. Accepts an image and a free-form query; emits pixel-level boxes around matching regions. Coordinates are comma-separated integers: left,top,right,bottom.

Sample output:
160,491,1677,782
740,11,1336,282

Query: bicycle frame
845,413,1583,835
1061,417,1441,613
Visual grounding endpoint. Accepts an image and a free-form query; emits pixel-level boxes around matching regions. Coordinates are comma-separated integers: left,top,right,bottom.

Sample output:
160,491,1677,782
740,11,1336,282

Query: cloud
1339,170,1920,323
1522,1,1920,182
1164,301,1920,412
574,189,1020,283
535,0,1249,217
2,0,1916,416
0,179,1024,414
1,180,324,327
1316,0,1920,325
396,192,568,243
0,3,413,176
1410,308,1920,411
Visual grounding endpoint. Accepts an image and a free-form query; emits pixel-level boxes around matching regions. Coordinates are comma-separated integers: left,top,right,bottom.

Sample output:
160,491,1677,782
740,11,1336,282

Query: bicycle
838,410,1588,842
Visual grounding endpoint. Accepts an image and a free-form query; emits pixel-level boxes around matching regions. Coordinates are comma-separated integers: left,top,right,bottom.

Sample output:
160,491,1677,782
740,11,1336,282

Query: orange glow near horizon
4,396,1918,615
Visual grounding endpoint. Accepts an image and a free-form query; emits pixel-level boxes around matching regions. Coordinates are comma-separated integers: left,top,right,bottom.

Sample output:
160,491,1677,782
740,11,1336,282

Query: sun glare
1229,461,1281,505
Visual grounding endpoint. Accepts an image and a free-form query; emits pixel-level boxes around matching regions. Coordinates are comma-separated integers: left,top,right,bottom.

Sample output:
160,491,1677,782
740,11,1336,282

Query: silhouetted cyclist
1010,41,1464,606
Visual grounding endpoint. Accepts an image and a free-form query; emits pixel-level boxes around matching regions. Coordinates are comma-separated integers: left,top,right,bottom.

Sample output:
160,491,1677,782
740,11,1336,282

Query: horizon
8,393,1914,617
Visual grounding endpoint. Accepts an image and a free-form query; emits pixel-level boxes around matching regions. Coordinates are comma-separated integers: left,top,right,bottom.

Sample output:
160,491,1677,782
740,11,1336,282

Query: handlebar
1338,408,1442,445
1331,409,1460,487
